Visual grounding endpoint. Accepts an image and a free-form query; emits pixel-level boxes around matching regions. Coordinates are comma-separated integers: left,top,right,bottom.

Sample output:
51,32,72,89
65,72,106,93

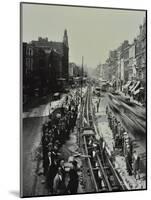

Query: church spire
63,29,68,48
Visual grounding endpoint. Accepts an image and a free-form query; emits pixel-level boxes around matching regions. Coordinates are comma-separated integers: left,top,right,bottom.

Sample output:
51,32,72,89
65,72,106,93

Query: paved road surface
21,93,68,197
22,100,50,196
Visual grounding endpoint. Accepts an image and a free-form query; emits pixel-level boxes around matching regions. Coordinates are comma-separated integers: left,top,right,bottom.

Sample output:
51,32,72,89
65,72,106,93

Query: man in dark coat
67,160,79,194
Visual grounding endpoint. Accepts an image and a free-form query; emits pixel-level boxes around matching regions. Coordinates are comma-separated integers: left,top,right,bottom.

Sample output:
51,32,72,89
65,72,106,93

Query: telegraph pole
80,56,84,130
81,56,84,104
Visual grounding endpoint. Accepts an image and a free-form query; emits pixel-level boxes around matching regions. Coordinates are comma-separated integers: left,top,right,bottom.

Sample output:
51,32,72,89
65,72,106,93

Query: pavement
22,93,68,197
92,92,146,190
22,115,48,197
22,94,67,119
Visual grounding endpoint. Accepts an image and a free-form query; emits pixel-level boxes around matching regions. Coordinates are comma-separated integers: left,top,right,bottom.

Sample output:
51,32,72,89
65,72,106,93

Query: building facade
30,29,69,80
135,19,146,86
23,30,69,101
120,40,129,83
128,41,136,81
100,18,146,103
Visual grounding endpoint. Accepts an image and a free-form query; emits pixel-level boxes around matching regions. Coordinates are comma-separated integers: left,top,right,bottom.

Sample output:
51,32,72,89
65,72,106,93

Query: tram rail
81,85,127,192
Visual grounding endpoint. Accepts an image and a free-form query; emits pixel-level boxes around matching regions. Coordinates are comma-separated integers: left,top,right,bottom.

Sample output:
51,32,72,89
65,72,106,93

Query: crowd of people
41,92,80,195
106,106,140,179
39,85,141,195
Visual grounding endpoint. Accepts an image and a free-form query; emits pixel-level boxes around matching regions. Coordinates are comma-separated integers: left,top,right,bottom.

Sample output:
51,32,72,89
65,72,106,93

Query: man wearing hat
66,160,79,194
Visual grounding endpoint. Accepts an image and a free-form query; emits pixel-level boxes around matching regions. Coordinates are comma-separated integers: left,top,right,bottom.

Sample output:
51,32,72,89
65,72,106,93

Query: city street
22,84,147,196
21,4,146,197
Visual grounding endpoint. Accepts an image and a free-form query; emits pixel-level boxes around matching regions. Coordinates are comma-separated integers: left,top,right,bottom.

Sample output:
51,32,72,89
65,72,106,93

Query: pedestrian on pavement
117,122,121,135
53,167,66,194
66,160,79,194
47,148,59,193
113,119,118,139
42,133,49,175
133,150,140,179
106,106,109,114
108,112,112,129
125,149,133,176
97,100,99,112
111,116,115,131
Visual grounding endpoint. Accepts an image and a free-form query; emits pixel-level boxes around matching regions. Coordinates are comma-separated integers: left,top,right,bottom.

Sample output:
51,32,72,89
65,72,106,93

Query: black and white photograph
20,2,147,198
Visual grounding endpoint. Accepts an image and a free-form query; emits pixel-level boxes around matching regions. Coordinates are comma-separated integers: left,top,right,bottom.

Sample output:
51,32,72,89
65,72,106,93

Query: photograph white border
0,0,150,199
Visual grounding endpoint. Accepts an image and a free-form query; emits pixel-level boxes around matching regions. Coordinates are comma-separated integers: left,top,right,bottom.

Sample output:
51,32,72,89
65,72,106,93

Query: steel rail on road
88,86,113,191
96,154,112,191
104,151,126,190
81,87,99,192
83,135,99,192
82,85,127,192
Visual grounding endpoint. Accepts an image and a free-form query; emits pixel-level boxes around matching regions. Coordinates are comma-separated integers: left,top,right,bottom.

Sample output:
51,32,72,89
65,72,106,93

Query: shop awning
109,81,113,86
134,89,140,95
131,81,140,93
110,80,116,86
123,81,132,89
129,81,137,91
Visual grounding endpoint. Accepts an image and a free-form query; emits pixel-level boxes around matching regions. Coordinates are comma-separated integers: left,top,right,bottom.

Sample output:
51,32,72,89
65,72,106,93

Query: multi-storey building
120,40,129,82
30,29,69,80
101,18,146,101
107,50,118,84
23,30,69,98
128,41,137,81
102,63,109,81
135,18,146,85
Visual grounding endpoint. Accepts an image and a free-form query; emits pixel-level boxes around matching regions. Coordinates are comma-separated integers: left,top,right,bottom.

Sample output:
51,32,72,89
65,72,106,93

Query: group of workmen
87,135,107,190
41,92,80,195
106,106,140,179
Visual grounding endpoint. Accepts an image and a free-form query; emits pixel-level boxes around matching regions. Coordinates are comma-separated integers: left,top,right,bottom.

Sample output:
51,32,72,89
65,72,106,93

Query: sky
22,3,145,69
